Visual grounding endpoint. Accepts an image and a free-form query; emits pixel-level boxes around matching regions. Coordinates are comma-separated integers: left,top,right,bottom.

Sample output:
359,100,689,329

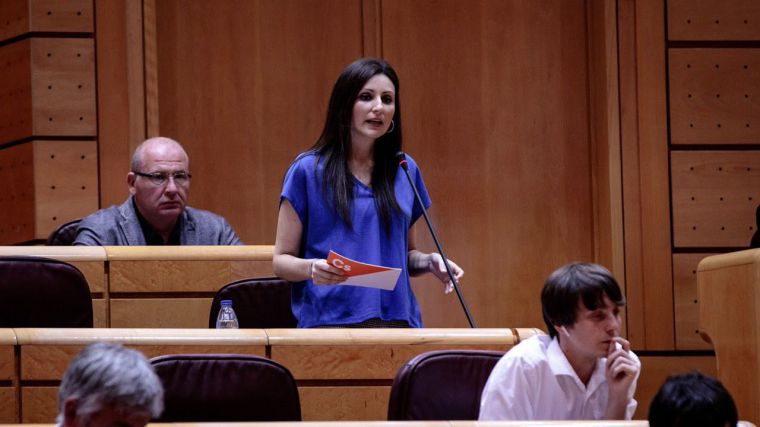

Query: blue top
280,151,432,328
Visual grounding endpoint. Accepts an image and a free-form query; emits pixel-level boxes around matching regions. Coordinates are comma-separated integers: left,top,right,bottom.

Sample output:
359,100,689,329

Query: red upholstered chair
45,218,82,245
151,354,301,421
0,256,93,327
208,277,297,328
387,349,505,420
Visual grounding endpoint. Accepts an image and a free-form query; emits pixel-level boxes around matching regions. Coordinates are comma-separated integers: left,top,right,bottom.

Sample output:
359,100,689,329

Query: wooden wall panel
669,49,760,145
0,39,33,143
619,0,674,350
153,0,363,244
0,38,96,142
382,0,593,329
94,0,146,207
0,0,28,43
33,140,98,239
618,0,646,347
587,0,626,286
673,253,715,350
299,386,389,421
668,0,760,41
0,140,97,243
671,151,760,247
0,0,93,42
31,38,96,136
29,0,93,33
0,143,34,243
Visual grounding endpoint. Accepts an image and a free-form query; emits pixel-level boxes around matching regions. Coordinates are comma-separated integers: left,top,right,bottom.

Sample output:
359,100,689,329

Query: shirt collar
132,197,182,245
547,336,607,393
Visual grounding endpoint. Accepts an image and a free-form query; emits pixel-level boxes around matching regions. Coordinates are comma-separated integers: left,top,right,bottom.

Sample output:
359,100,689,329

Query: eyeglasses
134,171,192,186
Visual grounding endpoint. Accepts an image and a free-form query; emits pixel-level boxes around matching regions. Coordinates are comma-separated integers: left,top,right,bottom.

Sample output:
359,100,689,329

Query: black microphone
396,151,477,328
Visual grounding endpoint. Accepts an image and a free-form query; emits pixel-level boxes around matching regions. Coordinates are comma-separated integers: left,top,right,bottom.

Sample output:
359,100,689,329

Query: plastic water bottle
215,300,239,329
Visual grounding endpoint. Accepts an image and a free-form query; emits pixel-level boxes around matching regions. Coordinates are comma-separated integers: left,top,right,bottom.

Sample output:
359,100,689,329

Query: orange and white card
326,250,401,291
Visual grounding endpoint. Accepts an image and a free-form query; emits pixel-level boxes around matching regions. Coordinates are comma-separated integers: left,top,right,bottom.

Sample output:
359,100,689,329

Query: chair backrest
151,354,301,421
387,349,505,421
0,256,93,327
45,218,82,246
208,276,297,328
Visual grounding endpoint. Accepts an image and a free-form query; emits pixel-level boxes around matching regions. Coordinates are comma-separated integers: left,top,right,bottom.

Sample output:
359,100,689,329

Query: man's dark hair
541,262,625,338
648,371,738,427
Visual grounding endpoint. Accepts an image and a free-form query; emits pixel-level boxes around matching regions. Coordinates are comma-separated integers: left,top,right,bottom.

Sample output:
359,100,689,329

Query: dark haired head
541,262,625,339
648,372,738,427
311,58,402,232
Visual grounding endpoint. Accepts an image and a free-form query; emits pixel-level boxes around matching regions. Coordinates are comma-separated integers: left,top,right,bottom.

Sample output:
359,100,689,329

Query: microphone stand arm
399,165,477,328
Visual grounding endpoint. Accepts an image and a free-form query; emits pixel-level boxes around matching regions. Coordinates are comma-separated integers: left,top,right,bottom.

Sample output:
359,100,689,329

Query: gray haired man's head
57,342,163,427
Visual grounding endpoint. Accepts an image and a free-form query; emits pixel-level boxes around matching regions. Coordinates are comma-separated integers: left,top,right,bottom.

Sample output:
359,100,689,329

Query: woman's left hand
427,253,464,294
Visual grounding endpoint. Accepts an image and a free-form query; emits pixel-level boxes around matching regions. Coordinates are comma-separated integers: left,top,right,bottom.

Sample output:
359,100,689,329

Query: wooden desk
14,328,267,423
104,246,273,327
267,328,533,421
0,246,274,328
3,327,530,423
698,249,760,424
0,328,16,422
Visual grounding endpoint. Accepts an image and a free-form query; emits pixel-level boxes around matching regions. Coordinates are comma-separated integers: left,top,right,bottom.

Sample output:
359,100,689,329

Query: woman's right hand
310,258,347,285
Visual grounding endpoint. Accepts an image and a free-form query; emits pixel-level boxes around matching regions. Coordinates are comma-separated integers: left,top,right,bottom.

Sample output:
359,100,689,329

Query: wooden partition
0,329,16,423
267,328,536,420
105,246,273,327
698,249,760,424
0,246,273,328
4,327,531,423
14,328,267,423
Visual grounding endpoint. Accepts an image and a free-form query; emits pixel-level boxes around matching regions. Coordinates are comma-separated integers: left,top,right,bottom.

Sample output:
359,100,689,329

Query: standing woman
273,58,463,328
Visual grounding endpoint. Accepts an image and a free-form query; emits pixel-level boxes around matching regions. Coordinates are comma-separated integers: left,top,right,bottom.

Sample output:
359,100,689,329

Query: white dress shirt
478,334,638,420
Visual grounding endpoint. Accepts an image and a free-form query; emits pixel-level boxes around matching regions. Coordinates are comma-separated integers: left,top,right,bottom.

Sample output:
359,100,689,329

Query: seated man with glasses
74,137,241,245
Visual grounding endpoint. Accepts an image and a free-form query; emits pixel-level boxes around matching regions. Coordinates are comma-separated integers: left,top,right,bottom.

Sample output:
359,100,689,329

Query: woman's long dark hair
310,58,402,233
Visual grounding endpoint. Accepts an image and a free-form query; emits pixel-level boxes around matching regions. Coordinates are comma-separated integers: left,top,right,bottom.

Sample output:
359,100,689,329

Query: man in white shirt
479,262,641,420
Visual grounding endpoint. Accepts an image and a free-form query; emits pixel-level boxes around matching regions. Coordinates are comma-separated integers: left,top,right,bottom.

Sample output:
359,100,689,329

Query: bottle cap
220,300,233,306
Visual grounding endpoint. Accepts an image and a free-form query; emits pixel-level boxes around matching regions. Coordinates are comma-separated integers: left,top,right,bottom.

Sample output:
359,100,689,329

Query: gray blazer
73,197,242,246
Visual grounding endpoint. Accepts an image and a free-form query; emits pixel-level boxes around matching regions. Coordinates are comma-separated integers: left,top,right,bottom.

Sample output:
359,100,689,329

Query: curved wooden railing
0,327,538,423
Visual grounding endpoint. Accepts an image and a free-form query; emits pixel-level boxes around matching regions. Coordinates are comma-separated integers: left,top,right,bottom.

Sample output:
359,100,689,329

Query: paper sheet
326,250,401,291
